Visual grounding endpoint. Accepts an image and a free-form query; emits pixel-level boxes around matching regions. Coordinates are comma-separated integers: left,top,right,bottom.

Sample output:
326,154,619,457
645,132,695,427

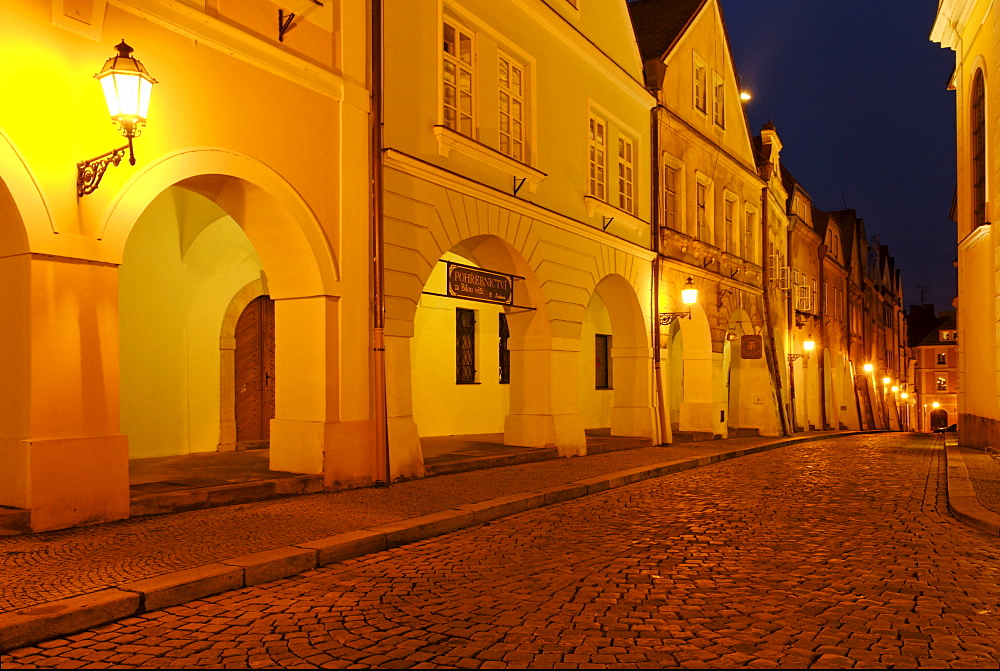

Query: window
937,377,948,392
588,115,607,200
618,136,635,213
724,196,736,253
972,69,986,227
696,181,708,241
941,330,953,341
693,54,707,113
498,54,525,161
664,163,680,232
713,74,725,127
744,208,757,263
499,313,510,384
937,352,947,365
595,334,611,389
443,21,474,137
456,308,476,384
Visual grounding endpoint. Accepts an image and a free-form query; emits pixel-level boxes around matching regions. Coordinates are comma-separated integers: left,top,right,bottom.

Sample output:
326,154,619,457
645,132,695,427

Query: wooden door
235,296,275,447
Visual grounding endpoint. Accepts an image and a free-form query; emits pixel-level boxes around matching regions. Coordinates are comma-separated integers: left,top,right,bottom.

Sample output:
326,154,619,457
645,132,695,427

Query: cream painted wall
120,188,264,458
411,256,511,437
578,291,613,429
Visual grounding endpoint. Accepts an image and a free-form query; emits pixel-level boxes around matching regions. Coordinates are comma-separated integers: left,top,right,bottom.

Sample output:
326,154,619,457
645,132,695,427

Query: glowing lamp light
932,401,941,409
882,377,891,385
740,91,752,102
863,363,874,373
96,40,157,160
803,340,816,352
901,392,909,399
681,277,698,305
77,40,157,197
891,386,899,393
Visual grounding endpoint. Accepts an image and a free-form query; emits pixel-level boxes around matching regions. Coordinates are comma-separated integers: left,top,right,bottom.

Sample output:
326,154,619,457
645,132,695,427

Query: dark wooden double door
235,296,275,449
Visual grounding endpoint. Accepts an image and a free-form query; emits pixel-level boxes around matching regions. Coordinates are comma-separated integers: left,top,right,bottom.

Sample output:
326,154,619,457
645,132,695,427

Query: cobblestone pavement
0,436,792,615
5,432,1000,669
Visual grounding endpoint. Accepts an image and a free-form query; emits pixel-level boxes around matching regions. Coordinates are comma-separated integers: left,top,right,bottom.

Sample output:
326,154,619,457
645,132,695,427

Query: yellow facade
933,0,1000,446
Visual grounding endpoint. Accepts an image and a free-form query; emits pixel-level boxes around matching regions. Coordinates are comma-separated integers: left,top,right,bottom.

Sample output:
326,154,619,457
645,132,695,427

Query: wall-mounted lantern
77,40,157,197
659,277,697,326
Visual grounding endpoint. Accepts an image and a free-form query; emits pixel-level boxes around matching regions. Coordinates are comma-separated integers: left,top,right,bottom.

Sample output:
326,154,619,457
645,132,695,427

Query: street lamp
77,40,157,197
659,277,698,325
863,363,874,373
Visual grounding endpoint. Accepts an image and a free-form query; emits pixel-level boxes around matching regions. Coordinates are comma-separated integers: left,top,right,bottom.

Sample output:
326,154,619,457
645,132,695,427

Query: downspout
651,105,669,445
760,183,791,436
817,244,829,429
372,0,389,484
786,224,797,432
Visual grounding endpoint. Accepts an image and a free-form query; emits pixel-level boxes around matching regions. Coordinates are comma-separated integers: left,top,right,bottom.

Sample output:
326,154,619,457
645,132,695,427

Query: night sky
718,0,957,312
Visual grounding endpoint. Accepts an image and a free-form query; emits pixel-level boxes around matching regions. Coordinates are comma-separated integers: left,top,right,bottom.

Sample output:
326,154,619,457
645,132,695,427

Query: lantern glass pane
681,288,698,305
138,77,153,119
100,75,121,116
114,72,142,117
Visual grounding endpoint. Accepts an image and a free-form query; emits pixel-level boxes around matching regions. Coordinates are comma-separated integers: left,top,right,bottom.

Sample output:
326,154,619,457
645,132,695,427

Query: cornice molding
433,126,547,192
583,196,647,233
384,149,655,262
959,222,991,250
110,0,345,101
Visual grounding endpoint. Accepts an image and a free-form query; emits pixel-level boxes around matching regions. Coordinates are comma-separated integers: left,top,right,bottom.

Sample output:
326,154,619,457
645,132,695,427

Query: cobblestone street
4,433,1000,669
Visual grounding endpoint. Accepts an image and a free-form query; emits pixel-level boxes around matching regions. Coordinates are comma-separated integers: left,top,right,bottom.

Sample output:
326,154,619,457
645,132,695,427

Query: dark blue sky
719,0,957,311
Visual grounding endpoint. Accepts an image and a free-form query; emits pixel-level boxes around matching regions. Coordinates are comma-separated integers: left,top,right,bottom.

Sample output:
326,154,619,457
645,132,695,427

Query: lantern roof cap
96,40,156,83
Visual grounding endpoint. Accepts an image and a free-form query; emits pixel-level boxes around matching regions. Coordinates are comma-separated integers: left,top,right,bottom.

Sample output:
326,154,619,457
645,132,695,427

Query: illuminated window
456,308,476,384
972,69,987,227
937,377,948,392
618,136,635,213
498,54,525,161
588,115,607,200
443,20,475,137
693,53,707,112
937,352,947,365
595,334,611,389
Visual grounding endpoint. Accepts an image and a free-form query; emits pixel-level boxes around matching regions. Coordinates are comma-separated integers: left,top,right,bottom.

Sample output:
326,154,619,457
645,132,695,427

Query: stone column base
387,415,424,480
610,406,655,440
505,413,586,457
0,435,130,532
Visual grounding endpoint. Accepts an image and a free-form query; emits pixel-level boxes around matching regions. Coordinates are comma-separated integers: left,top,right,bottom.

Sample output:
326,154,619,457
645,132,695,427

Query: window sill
583,197,647,233
433,126,547,193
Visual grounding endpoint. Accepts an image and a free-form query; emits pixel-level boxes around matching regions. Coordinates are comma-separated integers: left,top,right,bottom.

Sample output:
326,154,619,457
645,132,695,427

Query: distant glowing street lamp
891,386,899,393
882,377,891,386
77,40,157,196
863,363,874,373
901,392,908,399
740,91,752,102
932,401,941,409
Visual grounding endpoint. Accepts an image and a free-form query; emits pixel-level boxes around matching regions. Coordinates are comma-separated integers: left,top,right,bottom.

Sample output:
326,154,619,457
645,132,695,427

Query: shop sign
447,262,514,305
740,334,763,359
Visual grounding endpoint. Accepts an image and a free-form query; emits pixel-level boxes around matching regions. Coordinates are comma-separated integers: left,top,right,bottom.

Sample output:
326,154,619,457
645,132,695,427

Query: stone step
585,437,654,454
424,447,559,477
130,475,324,518
727,427,761,439
670,431,716,443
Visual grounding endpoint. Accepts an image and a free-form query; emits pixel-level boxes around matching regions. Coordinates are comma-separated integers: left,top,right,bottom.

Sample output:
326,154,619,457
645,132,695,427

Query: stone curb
945,444,1000,536
0,431,870,653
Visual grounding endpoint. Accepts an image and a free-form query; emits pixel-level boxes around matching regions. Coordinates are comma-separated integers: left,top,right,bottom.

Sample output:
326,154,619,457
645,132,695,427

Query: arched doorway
930,408,949,431
666,298,714,438
234,295,276,450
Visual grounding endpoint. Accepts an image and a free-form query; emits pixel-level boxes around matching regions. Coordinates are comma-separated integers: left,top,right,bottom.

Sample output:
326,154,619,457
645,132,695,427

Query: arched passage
108,150,339,476
667,299,714,437
578,274,653,440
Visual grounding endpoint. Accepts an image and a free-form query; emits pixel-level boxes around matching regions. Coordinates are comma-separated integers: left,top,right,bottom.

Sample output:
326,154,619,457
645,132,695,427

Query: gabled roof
627,0,708,63
913,311,957,347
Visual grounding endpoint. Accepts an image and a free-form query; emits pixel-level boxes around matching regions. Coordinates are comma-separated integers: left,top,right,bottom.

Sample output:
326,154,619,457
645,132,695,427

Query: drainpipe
786,224,797,432
760,183,791,436
372,0,389,484
817,244,829,429
651,105,669,445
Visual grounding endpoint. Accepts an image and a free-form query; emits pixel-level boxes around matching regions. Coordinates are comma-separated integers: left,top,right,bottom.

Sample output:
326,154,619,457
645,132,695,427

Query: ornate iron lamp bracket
77,144,130,197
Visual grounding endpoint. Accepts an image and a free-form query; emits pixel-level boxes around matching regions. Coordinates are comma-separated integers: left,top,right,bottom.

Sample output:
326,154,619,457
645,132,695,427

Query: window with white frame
588,114,607,201
498,53,525,161
618,136,635,213
713,73,725,127
693,53,707,113
443,20,474,137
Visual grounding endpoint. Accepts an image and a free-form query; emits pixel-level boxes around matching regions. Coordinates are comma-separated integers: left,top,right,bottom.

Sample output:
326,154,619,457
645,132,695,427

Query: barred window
595,334,611,389
456,308,476,384
499,313,510,384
